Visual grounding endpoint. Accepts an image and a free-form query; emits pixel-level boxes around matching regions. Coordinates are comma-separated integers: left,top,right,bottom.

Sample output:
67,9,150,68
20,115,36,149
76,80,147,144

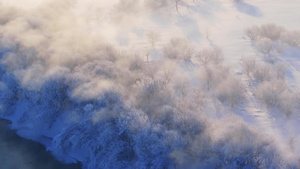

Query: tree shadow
235,1,263,17
176,15,202,42
190,0,224,20
281,46,300,71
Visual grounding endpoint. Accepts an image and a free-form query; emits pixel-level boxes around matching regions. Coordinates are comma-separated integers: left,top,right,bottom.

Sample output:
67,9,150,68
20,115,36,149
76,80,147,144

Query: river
0,119,82,169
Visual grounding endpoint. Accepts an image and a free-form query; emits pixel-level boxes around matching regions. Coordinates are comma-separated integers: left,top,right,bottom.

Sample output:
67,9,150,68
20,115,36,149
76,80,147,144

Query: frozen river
0,119,81,169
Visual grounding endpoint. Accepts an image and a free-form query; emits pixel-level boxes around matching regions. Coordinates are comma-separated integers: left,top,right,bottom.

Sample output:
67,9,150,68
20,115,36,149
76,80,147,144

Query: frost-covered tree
196,47,223,68
255,39,273,55
134,78,172,114
245,25,260,40
253,63,273,83
273,62,287,80
216,76,245,107
146,31,160,49
199,64,229,91
163,38,194,62
246,24,285,41
240,55,256,77
278,90,295,117
256,80,286,107
207,116,284,169
281,30,300,47
259,24,285,40
145,0,195,12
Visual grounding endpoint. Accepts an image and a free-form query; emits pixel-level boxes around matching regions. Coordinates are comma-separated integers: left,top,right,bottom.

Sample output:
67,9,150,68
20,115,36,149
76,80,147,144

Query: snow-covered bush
245,24,285,41
216,76,246,107
144,0,172,10
163,38,194,62
245,25,260,40
159,60,177,83
199,64,230,91
256,80,286,107
252,62,287,84
281,30,300,47
207,116,284,169
145,0,194,12
273,62,287,80
134,78,172,115
232,0,244,2
255,39,274,55
253,63,273,83
256,79,295,116
146,31,160,49
198,67,216,91
99,45,121,63
110,0,142,24
240,55,256,77
0,72,20,116
128,54,145,71
196,47,224,67
278,90,295,117
259,24,285,41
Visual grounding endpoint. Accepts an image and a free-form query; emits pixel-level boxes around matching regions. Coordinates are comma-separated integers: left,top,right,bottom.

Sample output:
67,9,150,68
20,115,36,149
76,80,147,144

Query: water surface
0,119,81,169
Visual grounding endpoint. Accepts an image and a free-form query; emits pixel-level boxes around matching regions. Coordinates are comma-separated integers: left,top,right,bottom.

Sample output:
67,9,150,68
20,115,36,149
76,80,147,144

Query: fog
0,0,300,168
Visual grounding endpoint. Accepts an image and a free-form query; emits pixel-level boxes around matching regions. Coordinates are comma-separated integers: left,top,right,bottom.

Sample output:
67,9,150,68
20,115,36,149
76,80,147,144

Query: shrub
281,30,300,47
259,24,285,40
146,31,160,49
273,62,287,80
134,78,172,114
163,38,194,62
278,90,295,117
245,25,260,40
256,80,286,107
240,55,256,77
246,24,285,41
255,39,273,55
199,64,230,91
208,116,284,169
253,64,273,83
216,76,246,107
196,47,224,67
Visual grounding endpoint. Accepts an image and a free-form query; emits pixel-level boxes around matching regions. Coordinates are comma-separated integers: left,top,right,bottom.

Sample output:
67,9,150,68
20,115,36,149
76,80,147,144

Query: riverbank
0,119,81,169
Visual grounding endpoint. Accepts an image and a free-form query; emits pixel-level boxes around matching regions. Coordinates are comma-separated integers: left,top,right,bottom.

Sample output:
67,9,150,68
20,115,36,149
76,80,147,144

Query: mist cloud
0,0,299,169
